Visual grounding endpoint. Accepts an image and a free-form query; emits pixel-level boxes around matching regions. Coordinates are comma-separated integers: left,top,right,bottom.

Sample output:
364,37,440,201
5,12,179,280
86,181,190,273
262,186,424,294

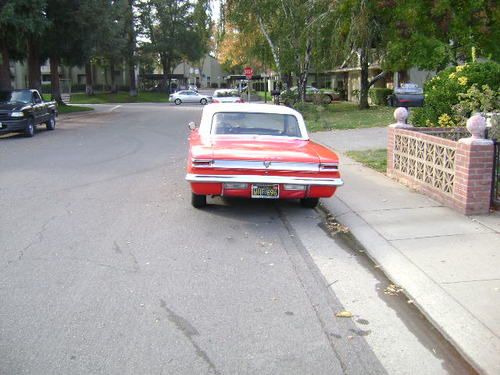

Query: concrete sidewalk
312,131,500,374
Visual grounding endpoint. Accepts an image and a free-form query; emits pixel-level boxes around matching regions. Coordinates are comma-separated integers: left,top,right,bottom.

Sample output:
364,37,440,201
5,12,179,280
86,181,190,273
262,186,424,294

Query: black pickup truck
0,89,58,137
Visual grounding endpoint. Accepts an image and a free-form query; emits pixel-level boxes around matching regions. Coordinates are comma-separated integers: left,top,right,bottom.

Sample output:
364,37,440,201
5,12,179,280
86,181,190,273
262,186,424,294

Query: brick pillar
387,126,395,174
387,107,412,176
453,115,494,215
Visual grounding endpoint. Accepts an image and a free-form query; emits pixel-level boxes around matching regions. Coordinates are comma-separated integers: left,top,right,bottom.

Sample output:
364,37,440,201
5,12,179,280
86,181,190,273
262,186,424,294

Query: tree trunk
358,46,369,109
85,62,94,95
110,60,117,93
127,0,137,96
128,63,137,96
283,73,292,90
50,55,63,104
27,37,41,91
257,15,282,83
0,39,11,90
161,55,171,93
297,38,312,102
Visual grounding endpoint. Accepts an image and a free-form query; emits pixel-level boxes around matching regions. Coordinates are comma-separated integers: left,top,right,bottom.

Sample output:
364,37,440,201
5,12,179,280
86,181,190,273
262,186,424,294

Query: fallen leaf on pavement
384,284,404,296
335,311,353,318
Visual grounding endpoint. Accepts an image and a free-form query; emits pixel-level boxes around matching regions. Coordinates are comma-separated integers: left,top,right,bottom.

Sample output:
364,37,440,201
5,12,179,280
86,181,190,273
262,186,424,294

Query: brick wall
387,126,494,215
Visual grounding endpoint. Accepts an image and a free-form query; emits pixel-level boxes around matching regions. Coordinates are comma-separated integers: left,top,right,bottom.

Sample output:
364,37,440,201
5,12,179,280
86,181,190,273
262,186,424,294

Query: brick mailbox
387,109,494,215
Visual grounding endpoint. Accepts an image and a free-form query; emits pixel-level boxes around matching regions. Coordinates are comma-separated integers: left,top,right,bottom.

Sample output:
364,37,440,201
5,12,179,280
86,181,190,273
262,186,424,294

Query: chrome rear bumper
186,173,344,186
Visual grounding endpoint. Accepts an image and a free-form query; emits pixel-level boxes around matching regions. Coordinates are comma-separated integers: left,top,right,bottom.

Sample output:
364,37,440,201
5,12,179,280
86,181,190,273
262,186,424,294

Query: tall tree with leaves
125,0,137,96
77,0,125,95
44,0,85,103
0,0,48,91
138,0,204,91
323,0,390,109
383,0,499,72
227,0,331,101
192,0,212,81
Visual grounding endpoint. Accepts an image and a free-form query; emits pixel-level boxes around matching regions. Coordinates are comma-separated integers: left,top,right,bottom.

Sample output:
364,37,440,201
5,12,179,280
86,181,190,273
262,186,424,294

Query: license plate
251,184,279,199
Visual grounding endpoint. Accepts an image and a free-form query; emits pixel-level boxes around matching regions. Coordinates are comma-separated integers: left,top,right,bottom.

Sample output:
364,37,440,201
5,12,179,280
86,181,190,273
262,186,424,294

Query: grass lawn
41,94,94,114
295,102,393,132
255,91,273,101
69,91,170,104
58,105,94,114
345,149,387,173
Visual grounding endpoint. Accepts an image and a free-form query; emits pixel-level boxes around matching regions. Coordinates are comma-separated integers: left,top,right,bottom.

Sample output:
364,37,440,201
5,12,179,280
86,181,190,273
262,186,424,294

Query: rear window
211,112,301,137
214,91,239,98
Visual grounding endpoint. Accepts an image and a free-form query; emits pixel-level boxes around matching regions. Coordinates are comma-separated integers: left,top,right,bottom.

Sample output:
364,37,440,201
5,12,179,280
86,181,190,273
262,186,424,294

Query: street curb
320,196,500,375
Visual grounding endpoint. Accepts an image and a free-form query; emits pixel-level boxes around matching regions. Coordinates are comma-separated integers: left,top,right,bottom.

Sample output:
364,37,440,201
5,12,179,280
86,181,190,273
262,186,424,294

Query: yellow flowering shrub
412,61,499,127
438,113,455,127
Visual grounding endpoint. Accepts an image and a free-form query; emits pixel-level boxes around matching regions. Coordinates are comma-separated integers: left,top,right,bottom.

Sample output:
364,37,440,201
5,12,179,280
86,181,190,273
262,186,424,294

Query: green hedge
369,88,393,106
412,61,500,127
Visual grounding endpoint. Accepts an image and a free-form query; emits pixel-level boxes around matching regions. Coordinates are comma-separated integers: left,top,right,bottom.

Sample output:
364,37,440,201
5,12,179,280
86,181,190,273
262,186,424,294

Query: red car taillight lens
192,159,213,168
212,98,220,103
319,163,339,171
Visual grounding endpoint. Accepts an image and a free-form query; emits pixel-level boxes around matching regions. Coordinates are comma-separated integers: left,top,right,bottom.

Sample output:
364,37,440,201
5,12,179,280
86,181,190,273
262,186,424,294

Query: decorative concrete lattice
394,134,456,195
418,128,469,142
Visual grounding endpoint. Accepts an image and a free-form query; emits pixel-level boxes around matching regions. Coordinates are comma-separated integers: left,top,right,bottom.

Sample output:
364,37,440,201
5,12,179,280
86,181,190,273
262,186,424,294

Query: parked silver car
170,90,211,105
212,89,244,103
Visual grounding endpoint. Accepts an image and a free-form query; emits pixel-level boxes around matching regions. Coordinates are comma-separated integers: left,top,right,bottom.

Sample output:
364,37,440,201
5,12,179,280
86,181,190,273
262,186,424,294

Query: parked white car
212,89,245,103
170,90,211,105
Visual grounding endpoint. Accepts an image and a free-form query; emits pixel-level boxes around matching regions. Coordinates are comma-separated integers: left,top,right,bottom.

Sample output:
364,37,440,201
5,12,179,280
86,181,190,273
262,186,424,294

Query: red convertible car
186,104,343,208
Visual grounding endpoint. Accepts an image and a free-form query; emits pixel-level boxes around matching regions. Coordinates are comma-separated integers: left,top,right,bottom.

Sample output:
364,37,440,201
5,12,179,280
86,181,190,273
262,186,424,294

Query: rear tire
200,98,208,105
24,119,35,138
300,198,319,208
46,113,56,130
191,193,207,208
322,95,333,104
174,99,181,105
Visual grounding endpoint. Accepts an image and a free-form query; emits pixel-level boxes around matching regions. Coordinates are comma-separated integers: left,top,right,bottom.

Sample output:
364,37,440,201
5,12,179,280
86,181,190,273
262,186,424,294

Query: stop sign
244,67,253,79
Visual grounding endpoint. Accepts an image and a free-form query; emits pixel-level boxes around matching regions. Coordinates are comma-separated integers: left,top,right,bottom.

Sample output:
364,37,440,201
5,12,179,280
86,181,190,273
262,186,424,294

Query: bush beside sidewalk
312,129,500,374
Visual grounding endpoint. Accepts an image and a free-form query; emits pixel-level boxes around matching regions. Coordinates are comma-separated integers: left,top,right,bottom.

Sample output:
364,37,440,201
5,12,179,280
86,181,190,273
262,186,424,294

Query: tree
383,0,499,72
44,0,86,103
192,0,212,80
77,0,126,95
0,0,48,91
321,0,390,109
125,0,137,96
137,0,204,92
226,0,331,101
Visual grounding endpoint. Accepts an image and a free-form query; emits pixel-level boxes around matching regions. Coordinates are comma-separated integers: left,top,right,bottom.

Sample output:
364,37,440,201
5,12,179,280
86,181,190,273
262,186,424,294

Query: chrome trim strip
208,159,320,172
186,173,344,186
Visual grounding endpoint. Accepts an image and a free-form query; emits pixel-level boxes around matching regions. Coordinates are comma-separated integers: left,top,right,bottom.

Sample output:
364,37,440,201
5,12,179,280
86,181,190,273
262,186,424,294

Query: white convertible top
198,103,309,140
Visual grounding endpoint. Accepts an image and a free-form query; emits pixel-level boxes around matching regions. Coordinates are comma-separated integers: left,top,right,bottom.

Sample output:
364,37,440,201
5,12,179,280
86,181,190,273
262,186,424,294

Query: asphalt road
0,103,475,374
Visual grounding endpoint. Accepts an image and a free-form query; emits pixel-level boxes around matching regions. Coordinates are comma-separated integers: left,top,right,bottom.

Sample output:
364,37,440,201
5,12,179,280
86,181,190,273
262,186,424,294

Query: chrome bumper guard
186,173,344,186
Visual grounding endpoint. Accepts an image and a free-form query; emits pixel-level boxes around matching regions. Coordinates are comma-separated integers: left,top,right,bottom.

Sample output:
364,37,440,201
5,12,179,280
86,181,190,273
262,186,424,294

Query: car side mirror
188,122,196,130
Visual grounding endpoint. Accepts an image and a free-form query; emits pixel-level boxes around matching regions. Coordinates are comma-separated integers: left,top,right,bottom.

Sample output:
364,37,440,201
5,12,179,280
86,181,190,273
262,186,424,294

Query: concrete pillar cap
459,114,493,145
389,107,413,128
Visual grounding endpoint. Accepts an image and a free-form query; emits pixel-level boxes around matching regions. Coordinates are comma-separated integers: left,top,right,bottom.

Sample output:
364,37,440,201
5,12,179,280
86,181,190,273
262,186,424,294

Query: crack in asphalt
159,299,220,375
3,215,57,270
113,241,140,272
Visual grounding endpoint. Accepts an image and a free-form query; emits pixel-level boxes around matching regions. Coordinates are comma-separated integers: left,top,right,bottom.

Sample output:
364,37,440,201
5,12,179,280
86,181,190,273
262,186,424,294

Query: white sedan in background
170,90,211,105
212,89,245,103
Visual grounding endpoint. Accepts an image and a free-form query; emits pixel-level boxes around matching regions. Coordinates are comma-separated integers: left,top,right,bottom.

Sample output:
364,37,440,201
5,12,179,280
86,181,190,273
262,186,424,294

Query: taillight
319,163,339,171
212,98,220,103
237,98,244,103
192,159,213,168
